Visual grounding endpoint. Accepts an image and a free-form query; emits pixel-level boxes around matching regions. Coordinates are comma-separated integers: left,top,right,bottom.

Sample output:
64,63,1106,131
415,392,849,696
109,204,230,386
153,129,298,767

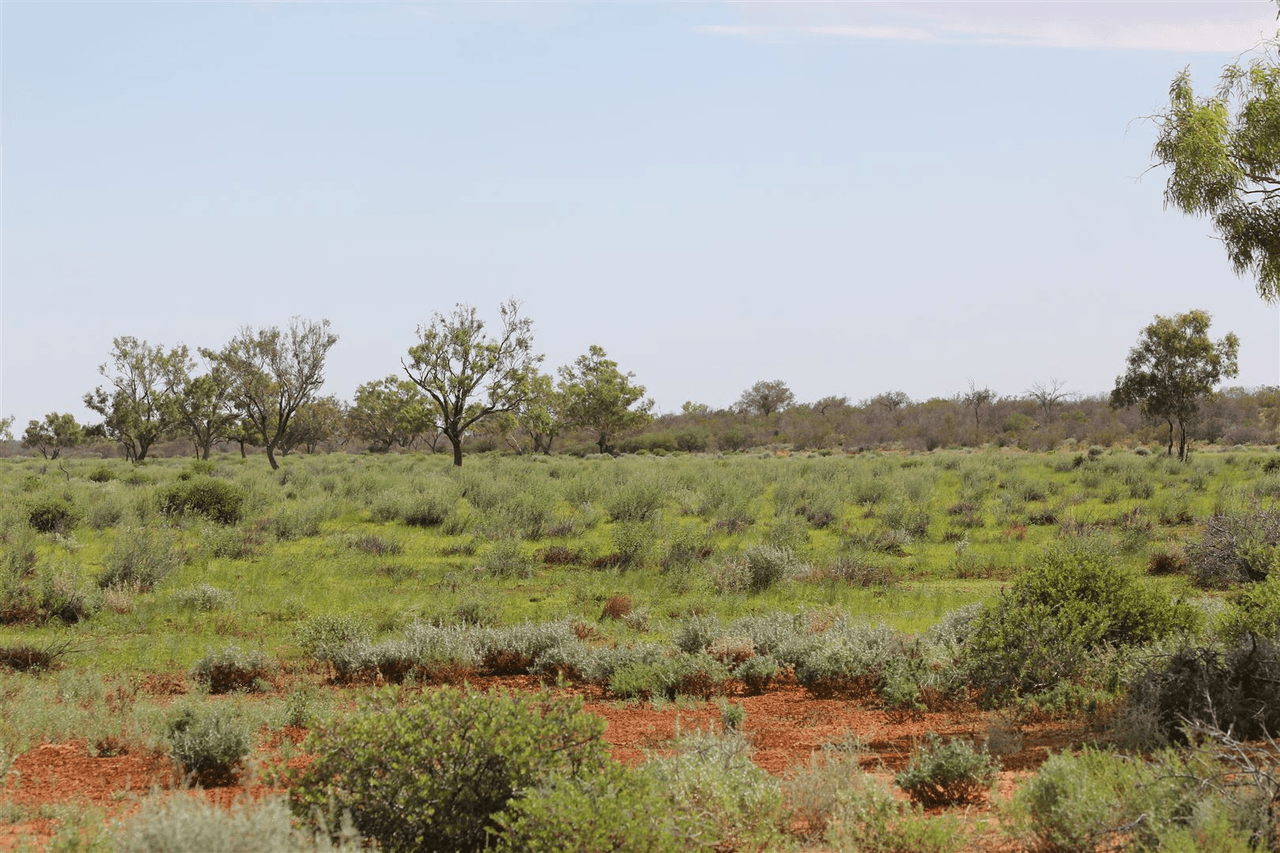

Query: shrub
166,704,252,786
113,793,361,853
1125,637,1280,744
99,529,181,591
158,477,246,525
0,639,74,672
172,583,234,612
1219,573,1280,643
480,621,577,676
1188,504,1280,588
492,762,688,853
86,466,117,483
782,740,867,841
794,624,902,699
741,543,802,592
734,654,780,695
298,614,370,659
282,686,610,853
824,776,963,853
965,538,1200,705
608,653,732,701
190,645,276,694
28,496,76,534
478,539,537,580
641,730,785,852
894,733,996,806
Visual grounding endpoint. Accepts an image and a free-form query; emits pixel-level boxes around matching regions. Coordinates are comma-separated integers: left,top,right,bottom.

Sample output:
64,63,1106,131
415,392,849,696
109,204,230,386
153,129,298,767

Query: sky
4,0,1280,431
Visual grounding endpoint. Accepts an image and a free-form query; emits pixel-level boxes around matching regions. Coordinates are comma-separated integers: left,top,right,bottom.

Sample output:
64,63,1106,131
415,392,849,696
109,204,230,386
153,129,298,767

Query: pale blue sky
4,1,1280,431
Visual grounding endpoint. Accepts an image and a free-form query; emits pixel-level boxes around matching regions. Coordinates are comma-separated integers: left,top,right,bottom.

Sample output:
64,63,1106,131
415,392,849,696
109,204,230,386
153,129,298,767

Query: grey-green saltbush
894,733,996,806
114,794,361,853
190,646,276,694
165,704,251,785
99,529,180,591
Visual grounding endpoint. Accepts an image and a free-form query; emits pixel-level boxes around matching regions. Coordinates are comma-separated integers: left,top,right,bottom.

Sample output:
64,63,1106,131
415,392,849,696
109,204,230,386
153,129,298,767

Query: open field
1,446,1278,850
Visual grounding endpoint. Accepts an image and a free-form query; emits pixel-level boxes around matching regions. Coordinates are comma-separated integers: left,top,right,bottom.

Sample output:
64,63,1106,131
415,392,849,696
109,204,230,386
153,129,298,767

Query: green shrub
782,741,868,841
171,583,234,612
641,730,785,852
492,762,688,853
166,704,252,786
607,652,732,701
281,686,610,853
297,614,370,659
99,529,181,591
793,623,902,699
86,466,117,483
190,645,276,694
478,539,537,580
28,496,77,534
740,543,802,592
158,477,246,525
822,771,963,853
894,733,996,806
1219,572,1280,642
965,538,1200,705
734,654,780,695
0,562,99,625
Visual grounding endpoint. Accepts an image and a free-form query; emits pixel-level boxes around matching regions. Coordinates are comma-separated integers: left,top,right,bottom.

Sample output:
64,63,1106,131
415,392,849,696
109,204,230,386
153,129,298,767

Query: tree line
5,305,1269,465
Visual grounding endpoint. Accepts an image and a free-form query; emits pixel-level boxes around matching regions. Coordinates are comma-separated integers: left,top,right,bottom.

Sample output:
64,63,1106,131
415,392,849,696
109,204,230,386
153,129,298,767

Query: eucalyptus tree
559,345,652,454
83,337,190,462
348,375,437,453
402,299,541,467
1111,310,1239,461
22,413,83,459
172,359,239,460
206,317,339,470
1150,42,1280,301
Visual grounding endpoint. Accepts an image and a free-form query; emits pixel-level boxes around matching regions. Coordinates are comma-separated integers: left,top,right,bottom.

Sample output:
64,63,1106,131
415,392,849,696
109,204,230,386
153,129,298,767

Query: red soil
0,675,1088,851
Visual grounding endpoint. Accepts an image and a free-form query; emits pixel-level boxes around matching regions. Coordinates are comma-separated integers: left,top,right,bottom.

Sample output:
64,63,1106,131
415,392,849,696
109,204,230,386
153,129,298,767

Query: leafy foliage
894,733,997,806
166,704,251,786
158,476,247,525
282,686,609,853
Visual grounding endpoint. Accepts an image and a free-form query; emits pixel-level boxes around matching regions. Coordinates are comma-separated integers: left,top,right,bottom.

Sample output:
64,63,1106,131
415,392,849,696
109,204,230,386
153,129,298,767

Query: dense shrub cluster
1188,504,1280,588
158,476,246,525
283,687,610,853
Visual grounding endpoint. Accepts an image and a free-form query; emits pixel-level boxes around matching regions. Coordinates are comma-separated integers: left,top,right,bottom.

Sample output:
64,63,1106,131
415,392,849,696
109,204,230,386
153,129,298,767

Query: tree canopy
403,300,540,467
1110,309,1239,461
560,345,652,455
1151,45,1280,300
206,317,338,470
735,380,795,418
83,337,189,462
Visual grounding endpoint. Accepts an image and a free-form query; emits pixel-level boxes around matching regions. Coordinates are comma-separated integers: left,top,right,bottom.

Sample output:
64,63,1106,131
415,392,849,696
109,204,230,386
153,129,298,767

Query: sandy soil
0,673,1091,851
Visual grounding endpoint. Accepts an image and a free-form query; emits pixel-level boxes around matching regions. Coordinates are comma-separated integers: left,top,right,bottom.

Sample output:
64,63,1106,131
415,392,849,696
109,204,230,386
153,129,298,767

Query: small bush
87,466,117,483
1125,637,1280,744
479,539,537,580
600,595,632,620
172,583,234,612
734,654,780,695
191,645,276,694
0,639,74,672
894,733,996,806
113,793,361,853
28,496,77,534
282,686,609,853
347,534,404,557
99,529,181,591
741,543,803,592
1188,504,1280,588
166,704,252,786
158,477,246,525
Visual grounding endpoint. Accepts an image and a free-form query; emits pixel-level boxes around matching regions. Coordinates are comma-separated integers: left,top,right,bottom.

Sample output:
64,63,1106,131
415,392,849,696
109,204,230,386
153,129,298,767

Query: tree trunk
1166,420,1175,457
266,444,280,470
1178,421,1188,462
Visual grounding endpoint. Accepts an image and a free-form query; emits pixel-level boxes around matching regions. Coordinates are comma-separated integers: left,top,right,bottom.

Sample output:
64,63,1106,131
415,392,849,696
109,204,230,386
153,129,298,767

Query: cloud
698,2,1280,53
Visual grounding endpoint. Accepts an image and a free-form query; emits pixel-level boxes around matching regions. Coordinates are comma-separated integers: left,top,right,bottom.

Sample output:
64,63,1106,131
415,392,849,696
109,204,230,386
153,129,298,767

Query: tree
279,395,348,455
962,380,995,435
402,300,541,467
559,345,653,454
348,375,437,453
866,390,911,412
1111,309,1239,461
1150,47,1280,301
83,337,189,462
0,416,13,442
518,372,566,455
22,413,83,459
172,359,239,460
206,317,339,470
1027,378,1076,426
735,380,795,418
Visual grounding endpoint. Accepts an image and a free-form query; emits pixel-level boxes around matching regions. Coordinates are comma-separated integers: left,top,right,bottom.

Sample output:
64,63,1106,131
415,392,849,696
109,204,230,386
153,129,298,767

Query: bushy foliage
0,563,99,625
965,538,1200,705
478,539,537,580
1125,636,1280,744
282,686,610,853
741,543,803,592
641,730,786,852
793,623,903,699
608,652,733,701
114,793,361,853
27,496,77,534
99,529,181,591
1187,504,1280,588
1219,572,1280,643
166,704,252,786
894,733,996,806
190,645,276,694
158,477,246,525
